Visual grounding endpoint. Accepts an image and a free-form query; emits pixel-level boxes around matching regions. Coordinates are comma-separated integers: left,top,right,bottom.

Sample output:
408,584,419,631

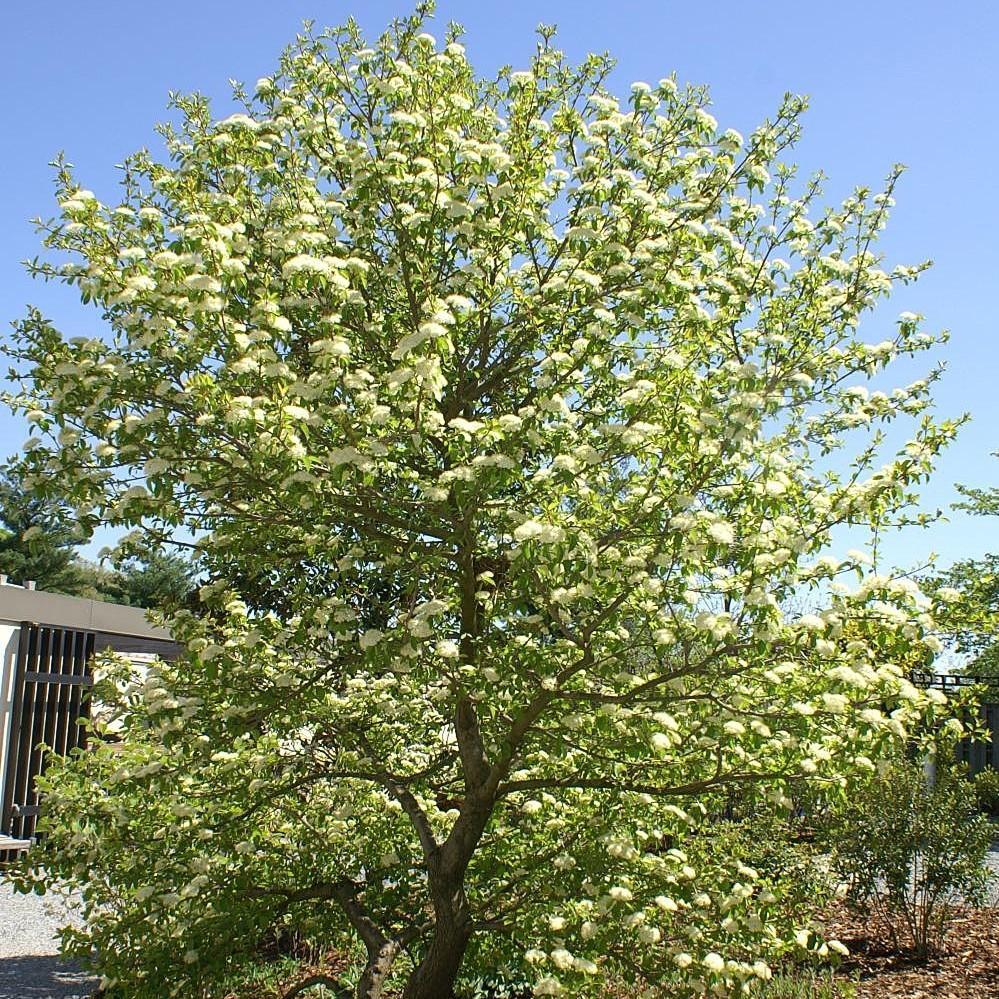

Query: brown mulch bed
229,907,999,999
823,904,999,998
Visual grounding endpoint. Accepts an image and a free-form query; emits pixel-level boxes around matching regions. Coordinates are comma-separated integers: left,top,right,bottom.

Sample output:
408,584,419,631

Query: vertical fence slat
36,629,67,820
78,632,95,753
23,627,59,837
54,630,82,760
11,627,50,841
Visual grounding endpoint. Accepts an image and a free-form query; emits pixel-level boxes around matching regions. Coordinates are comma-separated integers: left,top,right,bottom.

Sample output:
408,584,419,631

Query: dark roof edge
0,585,172,640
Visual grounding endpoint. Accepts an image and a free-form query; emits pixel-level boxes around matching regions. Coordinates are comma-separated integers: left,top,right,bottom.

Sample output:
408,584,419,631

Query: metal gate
1,623,95,855
911,670,999,777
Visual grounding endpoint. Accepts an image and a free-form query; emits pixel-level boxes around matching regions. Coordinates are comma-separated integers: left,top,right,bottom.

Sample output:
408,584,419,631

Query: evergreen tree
0,464,86,593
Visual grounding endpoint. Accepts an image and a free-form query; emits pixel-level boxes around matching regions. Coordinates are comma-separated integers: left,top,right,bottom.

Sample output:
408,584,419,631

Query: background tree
926,456,999,677
6,7,959,998
0,463,196,606
108,541,197,610
0,462,88,592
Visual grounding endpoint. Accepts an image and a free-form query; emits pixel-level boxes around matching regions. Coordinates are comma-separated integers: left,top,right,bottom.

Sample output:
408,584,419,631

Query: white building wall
0,621,21,825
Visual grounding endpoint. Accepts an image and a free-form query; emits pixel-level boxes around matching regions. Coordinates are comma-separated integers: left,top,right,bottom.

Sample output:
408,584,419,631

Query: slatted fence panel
1,623,94,860
912,672,999,781
957,700,999,777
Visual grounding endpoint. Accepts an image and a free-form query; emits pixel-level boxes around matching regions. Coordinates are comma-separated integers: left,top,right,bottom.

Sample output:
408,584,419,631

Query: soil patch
824,904,999,999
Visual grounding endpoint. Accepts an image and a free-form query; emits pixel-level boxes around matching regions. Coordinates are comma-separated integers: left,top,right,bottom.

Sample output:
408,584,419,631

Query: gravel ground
987,842,999,905
0,878,96,998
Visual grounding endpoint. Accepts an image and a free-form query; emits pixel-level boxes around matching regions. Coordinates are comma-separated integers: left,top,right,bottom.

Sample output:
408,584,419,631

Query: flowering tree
6,7,960,997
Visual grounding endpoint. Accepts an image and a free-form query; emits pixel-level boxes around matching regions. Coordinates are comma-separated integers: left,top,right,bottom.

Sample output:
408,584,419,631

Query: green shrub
973,766,999,816
825,760,994,956
758,969,855,998
456,973,533,998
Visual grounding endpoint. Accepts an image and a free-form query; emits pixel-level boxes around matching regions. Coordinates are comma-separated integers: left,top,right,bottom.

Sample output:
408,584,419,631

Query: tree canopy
5,7,959,998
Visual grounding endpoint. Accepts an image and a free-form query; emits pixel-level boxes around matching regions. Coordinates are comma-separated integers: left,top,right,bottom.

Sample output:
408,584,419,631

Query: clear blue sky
1,1,996,569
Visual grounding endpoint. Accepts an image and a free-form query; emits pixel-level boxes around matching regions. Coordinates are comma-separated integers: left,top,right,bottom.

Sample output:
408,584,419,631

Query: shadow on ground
0,954,95,998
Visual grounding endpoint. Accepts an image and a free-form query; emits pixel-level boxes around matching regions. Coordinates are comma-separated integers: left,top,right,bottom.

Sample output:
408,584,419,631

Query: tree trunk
402,919,472,999
357,939,400,999
401,871,475,999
